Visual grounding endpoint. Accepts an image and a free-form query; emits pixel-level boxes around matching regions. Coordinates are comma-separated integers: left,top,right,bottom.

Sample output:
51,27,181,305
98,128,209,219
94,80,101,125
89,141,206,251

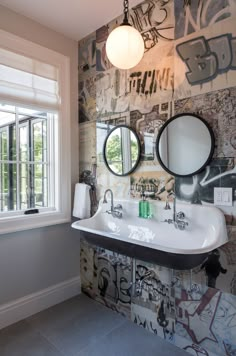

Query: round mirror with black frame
156,113,215,177
103,125,141,176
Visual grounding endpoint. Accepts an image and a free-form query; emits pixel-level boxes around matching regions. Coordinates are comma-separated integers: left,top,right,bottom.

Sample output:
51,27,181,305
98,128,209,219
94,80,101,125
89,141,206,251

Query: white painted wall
0,224,80,305
0,5,80,307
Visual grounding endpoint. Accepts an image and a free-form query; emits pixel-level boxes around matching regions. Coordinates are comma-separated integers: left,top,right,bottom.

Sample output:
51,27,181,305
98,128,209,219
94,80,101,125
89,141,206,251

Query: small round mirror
103,125,141,176
156,113,215,177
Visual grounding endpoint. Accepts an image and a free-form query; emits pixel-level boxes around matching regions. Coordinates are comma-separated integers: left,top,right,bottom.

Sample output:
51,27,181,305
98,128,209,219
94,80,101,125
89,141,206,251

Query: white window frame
0,30,71,235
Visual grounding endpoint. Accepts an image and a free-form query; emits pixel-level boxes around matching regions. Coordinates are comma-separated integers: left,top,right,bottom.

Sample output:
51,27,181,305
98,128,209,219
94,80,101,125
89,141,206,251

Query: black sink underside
80,230,208,270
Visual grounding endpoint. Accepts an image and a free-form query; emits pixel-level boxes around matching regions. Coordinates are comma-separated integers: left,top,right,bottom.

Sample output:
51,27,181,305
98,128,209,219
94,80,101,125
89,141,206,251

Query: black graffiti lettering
142,26,174,52
141,71,148,94
97,258,131,304
137,78,142,93
149,70,156,95
131,2,155,33
130,2,173,52
177,34,236,85
129,68,173,96
143,30,156,51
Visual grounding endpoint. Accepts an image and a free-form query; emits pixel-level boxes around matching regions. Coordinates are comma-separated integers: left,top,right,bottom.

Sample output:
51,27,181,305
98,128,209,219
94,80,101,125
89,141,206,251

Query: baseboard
0,276,81,330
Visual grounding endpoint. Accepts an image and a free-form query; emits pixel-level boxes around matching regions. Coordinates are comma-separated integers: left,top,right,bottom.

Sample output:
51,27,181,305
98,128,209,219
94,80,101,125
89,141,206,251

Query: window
0,105,52,212
0,30,70,234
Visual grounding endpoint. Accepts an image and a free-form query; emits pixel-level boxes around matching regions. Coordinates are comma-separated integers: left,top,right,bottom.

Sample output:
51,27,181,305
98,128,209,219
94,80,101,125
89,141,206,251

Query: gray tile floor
0,294,188,356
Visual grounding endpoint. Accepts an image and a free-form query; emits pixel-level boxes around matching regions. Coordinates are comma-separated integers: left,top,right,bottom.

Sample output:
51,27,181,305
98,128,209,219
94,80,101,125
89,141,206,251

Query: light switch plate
214,187,233,206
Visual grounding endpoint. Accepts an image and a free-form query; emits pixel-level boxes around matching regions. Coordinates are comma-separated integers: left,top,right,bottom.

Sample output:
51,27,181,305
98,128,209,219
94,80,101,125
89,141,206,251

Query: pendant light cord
122,0,130,25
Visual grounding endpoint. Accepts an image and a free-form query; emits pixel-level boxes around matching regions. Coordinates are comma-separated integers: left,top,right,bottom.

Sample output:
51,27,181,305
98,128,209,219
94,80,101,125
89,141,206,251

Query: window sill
0,211,71,235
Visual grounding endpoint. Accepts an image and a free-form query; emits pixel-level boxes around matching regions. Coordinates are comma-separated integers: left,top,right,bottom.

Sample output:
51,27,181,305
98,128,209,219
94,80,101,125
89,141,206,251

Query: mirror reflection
156,114,214,177
104,125,141,176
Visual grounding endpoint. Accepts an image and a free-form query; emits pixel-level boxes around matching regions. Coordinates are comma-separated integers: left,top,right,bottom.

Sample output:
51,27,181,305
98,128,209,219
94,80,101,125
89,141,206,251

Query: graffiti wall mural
130,102,172,160
174,18,236,100
79,32,97,123
175,0,236,39
130,0,174,52
81,240,132,317
80,241,236,355
78,0,236,354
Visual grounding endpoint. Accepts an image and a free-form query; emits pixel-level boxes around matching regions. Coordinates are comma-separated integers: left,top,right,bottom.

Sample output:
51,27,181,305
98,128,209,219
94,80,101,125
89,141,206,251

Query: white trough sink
72,199,228,256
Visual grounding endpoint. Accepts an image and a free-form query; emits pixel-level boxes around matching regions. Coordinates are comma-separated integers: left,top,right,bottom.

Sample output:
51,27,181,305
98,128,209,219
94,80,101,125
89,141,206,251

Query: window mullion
42,120,45,206
0,131,3,211
6,125,10,210
48,113,54,209
29,120,34,208
15,107,20,211
8,124,14,210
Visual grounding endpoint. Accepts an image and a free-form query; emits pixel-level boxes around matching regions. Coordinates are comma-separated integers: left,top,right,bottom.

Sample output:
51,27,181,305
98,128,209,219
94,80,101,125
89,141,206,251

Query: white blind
0,47,60,111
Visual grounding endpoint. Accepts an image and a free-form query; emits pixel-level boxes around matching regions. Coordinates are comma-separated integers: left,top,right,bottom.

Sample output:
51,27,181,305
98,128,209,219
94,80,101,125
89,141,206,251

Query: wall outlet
214,187,233,206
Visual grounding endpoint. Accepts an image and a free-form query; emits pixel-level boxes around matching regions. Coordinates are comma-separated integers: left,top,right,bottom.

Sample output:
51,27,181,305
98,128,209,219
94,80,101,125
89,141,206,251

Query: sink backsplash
78,0,236,354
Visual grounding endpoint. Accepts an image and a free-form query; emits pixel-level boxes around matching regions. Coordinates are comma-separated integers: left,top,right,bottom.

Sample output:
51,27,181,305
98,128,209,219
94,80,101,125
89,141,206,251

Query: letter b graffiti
176,36,217,85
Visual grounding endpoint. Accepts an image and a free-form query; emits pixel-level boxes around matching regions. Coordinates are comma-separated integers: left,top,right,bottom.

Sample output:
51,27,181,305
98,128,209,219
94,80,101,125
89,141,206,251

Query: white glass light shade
106,25,144,70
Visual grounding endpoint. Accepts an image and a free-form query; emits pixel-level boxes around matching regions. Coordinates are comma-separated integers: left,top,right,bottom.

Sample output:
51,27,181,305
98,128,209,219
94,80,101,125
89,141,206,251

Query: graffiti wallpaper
78,0,236,355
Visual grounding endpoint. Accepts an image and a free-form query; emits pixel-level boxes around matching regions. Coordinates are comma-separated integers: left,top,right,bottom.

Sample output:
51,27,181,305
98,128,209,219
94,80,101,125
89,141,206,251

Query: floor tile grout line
33,318,127,356
24,300,128,356
74,319,129,356
24,318,68,356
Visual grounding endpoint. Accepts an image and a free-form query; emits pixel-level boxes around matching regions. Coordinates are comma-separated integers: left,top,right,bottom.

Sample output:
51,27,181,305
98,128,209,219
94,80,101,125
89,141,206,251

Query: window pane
19,124,29,162
0,129,8,160
0,162,9,211
33,121,44,162
10,126,17,161
20,163,28,210
33,163,48,207
0,163,17,211
0,111,15,126
0,104,51,213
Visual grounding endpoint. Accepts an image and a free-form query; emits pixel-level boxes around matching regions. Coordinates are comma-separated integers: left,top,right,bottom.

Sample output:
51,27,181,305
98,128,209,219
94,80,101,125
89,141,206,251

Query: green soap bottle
139,193,150,218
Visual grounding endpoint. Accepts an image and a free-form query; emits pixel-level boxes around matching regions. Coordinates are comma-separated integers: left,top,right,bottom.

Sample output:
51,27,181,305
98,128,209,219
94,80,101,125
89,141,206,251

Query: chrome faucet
167,191,176,223
164,191,188,230
103,189,122,219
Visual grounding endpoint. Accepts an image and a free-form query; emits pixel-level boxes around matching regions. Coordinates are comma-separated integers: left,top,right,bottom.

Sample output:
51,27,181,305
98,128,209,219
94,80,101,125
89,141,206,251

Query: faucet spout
103,189,114,211
165,190,188,230
167,191,176,222
103,189,122,218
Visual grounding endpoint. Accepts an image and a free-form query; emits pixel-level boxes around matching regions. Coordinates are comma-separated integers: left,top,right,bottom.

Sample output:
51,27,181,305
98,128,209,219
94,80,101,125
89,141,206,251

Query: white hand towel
73,183,91,219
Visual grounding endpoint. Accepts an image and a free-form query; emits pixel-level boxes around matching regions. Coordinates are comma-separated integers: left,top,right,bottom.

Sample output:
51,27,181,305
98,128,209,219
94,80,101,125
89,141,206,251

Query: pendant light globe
106,24,144,70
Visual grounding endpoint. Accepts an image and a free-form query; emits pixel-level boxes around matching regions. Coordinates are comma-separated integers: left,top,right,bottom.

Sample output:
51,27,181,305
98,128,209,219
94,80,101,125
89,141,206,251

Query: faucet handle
114,204,122,210
164,200,171,210
164,218,173,224
177,220,188,230
176,211,185,219
114,211,122,219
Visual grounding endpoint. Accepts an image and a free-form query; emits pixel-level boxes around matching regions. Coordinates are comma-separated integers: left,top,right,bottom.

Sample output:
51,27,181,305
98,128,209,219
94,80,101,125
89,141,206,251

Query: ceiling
0,0,142,41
